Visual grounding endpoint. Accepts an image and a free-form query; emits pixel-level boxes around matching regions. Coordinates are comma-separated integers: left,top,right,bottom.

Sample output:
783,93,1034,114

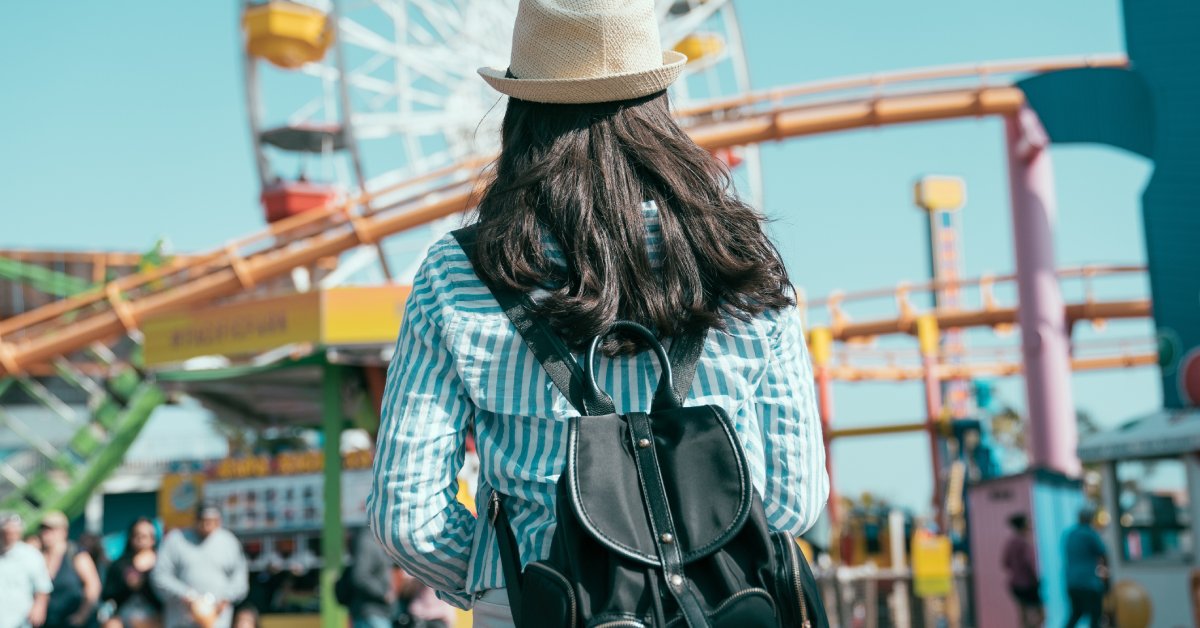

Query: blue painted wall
1019,0,1200,408
1032,473,1087,627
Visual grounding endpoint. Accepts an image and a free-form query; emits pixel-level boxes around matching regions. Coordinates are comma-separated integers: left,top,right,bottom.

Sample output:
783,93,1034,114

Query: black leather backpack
454,228,828,628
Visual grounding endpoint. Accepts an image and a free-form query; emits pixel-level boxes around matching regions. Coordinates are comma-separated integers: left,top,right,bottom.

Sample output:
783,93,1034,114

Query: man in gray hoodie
346,528,394,628
151,502,247,628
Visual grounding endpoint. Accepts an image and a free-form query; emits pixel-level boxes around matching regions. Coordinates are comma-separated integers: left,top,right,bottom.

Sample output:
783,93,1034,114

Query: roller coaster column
917,315,947,527
808,328,838,527
1004,106,1080,476
321,364,347,628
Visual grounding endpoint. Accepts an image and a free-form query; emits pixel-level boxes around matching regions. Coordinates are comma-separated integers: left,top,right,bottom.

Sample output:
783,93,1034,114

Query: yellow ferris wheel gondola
673,32,725,64
242,1,333,69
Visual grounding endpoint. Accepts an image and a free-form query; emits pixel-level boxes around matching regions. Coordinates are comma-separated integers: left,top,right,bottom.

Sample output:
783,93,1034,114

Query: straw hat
478,0,687,104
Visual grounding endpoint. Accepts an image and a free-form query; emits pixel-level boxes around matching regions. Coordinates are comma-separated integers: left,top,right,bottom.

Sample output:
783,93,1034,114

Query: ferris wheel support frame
330,0,395,281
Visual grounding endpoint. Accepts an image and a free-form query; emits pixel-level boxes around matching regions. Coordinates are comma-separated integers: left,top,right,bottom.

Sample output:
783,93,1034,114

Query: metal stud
660,533,674,544
669,574,684,588
637,438,652,449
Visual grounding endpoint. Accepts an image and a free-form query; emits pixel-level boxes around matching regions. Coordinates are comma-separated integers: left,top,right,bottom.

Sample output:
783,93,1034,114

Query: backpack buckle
488,491,502,524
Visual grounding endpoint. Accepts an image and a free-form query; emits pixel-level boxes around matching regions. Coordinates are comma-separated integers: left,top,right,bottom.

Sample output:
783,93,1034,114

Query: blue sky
1,1,1157,511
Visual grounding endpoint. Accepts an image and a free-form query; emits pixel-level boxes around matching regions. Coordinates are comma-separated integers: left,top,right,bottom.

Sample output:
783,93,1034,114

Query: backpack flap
564,403,754,566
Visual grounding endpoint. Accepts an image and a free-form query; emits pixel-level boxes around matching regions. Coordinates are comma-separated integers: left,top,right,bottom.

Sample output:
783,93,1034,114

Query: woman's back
367,2,827,613
369,205,828,608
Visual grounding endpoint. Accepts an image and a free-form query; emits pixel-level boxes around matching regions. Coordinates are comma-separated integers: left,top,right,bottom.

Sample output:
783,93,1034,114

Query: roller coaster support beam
828,422,928,439
916,315,946,530
1005,107,1080,476
321,364,347,628
808,327,838,530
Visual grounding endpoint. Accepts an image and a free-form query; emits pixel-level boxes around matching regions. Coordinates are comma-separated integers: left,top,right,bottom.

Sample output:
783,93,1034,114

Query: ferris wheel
240,0,761,281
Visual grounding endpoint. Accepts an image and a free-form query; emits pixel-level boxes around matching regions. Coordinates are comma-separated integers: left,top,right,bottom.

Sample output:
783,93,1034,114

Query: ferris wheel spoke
403,61,470,88
352,111,478,136
354,53,392,80
406,12,455,48
297,63,398,97
338,18,408,56
288,100,326,126
659,0,730,47
335,30,469,83
408,0,468,42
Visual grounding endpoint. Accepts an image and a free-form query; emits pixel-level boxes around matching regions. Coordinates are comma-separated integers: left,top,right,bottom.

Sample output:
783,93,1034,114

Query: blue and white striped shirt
367,205,828,609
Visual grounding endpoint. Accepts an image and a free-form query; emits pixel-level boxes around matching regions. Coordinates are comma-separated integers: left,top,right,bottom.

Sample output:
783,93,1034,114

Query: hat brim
478,50,687,105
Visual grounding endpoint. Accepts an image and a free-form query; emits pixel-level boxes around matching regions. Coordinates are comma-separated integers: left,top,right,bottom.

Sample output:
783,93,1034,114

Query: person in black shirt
101,518,162,628
40,511,102,628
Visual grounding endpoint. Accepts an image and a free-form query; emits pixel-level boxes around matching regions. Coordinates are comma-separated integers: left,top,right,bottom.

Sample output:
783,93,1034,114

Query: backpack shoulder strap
452,227,615,416
666,331,705,403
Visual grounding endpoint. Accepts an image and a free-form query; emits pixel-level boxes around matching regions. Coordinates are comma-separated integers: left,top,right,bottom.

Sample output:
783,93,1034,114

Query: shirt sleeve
224,533,248,603
149,531,191,603
754,304,830,536
367,238,476,608
29,546,53,594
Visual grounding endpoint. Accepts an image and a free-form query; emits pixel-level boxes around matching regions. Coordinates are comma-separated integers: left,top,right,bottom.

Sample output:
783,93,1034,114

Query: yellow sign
143,286,412,366
143,291,321,365
914,176,966,212
211,451,375,480
214,455,272,480
911,531,953,597
159,473,205,530
321,286,410,346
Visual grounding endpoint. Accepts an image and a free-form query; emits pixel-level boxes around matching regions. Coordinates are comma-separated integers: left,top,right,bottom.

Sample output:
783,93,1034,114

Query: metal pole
240,12,271,189
321,363,346,628
809,328,839,532
917,315,946,528
329,0,393,282
888,510,911,628
1004,107,1080,476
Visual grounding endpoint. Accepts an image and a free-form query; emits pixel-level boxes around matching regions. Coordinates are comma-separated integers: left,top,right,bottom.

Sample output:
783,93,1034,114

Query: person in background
344,528,393,628
396,575,455,628
1064,508,1107,627
151,502,247,628
1001,513,1043,627
229,604,256,628
1,512,53,628
78,535,109,590
101,518,161,628
4,511,24,547
39,511,101,628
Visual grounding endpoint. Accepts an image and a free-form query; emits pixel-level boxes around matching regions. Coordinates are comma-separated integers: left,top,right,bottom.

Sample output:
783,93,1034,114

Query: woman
1001,514,1043,628
367,1,828,626
78,534,110,588
39,511,102,628
101,518,162,628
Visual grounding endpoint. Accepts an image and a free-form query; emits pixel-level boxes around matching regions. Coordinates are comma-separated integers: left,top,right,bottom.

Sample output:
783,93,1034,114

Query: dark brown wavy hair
470,90,793,354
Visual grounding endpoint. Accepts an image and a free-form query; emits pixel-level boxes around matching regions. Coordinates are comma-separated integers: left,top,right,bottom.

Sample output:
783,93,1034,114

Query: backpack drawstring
647,568,668,627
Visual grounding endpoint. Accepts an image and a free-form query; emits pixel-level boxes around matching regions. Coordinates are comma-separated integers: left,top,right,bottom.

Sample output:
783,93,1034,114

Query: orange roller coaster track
0,55,1128,377
800,264,1152,381
801,265,1151,341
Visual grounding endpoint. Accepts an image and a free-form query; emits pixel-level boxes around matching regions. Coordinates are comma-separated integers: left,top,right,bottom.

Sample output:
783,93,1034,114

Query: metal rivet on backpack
669,574,684,588
637,438,652,449
660,533,674,544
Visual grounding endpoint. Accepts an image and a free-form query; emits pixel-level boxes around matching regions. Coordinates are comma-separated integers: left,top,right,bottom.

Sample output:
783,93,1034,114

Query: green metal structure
0,256,167,531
